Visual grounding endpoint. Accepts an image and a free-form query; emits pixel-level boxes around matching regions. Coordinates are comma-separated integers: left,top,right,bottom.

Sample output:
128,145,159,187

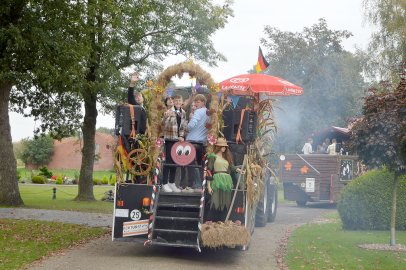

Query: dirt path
0,202,336,270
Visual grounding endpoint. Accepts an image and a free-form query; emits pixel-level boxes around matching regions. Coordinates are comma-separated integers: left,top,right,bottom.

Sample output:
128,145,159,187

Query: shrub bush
31,175,46,184
337,169,406,230
55,176,63,185
93,178,101,185
109,174,116,186
101,176,109,185
38,166,53,179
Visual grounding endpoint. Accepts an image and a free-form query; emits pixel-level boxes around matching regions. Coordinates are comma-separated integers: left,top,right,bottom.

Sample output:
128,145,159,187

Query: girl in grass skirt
206,138,243,221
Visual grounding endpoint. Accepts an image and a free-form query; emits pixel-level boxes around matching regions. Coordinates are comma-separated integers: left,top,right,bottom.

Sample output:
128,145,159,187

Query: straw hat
215,137,228,147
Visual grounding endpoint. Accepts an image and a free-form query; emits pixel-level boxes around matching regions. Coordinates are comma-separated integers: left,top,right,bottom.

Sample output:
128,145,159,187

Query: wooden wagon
279,154,359,206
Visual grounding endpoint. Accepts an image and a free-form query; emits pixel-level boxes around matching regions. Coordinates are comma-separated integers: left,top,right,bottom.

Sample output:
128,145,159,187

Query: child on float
206,137,244,221
161,95,187,192
185,94,209,191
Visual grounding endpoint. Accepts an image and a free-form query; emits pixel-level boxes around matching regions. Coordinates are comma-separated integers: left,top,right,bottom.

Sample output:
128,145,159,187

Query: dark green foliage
31,175,46,184
4,1,86,139
38,166,53,179
21,136,54,166
338,169,406,230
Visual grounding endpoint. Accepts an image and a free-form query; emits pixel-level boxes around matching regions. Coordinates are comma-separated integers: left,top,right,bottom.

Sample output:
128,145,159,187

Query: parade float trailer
280,154,359,206
280,126,360,206
111,62,302,250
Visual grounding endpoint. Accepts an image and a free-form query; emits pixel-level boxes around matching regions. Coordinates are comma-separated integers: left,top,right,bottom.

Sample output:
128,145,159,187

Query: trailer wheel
267,184,278,222
255,180,270,227
296,200,307,207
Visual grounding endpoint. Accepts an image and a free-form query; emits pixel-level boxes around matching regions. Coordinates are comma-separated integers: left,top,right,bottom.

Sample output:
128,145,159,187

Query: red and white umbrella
219,73,303,96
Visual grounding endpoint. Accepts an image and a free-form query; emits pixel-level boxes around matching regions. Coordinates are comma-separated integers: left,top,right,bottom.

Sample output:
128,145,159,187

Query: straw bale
201,221,250,248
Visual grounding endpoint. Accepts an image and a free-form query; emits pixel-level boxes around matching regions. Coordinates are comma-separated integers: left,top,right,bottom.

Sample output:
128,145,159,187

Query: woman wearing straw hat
206,137,244,221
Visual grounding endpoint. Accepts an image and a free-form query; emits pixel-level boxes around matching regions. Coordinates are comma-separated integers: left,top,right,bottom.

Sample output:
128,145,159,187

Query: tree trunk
75,90,97,201
0,81,23,206
390,173,399,246
75,1,102,201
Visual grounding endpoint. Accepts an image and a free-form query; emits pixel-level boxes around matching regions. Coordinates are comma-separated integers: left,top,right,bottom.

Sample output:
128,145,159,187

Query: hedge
31,175,46,184
337,169,406,230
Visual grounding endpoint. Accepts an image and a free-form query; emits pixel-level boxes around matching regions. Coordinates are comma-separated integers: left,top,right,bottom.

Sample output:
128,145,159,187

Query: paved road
1,203,336,270
0,208,112,227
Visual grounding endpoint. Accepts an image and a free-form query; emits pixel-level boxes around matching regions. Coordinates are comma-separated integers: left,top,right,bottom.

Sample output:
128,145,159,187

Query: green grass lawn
17,168,115,182
0,219,108,270
285,214,406,270
18,184,114,214
16,184,283,214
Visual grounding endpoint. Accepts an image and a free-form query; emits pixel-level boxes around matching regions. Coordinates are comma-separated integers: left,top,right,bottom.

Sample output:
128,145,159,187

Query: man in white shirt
326,138,338,155
302,138,313,154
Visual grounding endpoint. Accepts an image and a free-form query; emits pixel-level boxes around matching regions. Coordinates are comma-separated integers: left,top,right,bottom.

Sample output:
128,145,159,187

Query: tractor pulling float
111,62,302,250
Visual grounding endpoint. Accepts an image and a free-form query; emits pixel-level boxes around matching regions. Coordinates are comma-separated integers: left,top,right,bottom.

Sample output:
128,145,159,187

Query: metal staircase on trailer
149,191,203,249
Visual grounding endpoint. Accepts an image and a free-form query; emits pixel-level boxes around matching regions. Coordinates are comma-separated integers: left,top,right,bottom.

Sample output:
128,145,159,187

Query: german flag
255,46,269,73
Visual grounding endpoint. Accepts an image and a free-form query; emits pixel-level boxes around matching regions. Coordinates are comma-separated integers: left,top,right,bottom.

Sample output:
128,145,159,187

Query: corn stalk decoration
256,97,278,176
245,154,264,205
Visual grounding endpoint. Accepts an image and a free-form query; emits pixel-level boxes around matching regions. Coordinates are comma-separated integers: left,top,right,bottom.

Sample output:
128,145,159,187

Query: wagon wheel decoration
127,148,153,176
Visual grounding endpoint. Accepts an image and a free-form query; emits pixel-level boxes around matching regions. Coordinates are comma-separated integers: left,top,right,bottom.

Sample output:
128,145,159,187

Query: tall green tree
1,1,86,206
66,1,233,201
350,70,406,245
260,18,366,152
21,136,54,166
3,1,233,203
362,0,406,81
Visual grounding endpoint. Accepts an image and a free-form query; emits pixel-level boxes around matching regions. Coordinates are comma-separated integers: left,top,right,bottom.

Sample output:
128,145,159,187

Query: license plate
122,219,149,237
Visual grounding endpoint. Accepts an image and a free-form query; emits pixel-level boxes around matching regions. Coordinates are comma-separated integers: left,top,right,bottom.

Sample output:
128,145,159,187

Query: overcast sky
10,0,373,142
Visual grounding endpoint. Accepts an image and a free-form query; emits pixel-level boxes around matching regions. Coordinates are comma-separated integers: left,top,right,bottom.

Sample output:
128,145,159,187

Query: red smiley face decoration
170,141,196,166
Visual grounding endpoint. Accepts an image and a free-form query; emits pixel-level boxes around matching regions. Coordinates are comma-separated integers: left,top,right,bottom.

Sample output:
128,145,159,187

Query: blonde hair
193,94,207,103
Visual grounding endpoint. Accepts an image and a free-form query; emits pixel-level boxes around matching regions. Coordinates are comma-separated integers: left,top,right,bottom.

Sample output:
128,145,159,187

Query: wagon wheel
127,148,152,176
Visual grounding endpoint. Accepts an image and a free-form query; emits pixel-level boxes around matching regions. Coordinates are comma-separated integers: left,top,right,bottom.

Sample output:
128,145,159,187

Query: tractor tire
267,184,278,222
255,179,270,227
